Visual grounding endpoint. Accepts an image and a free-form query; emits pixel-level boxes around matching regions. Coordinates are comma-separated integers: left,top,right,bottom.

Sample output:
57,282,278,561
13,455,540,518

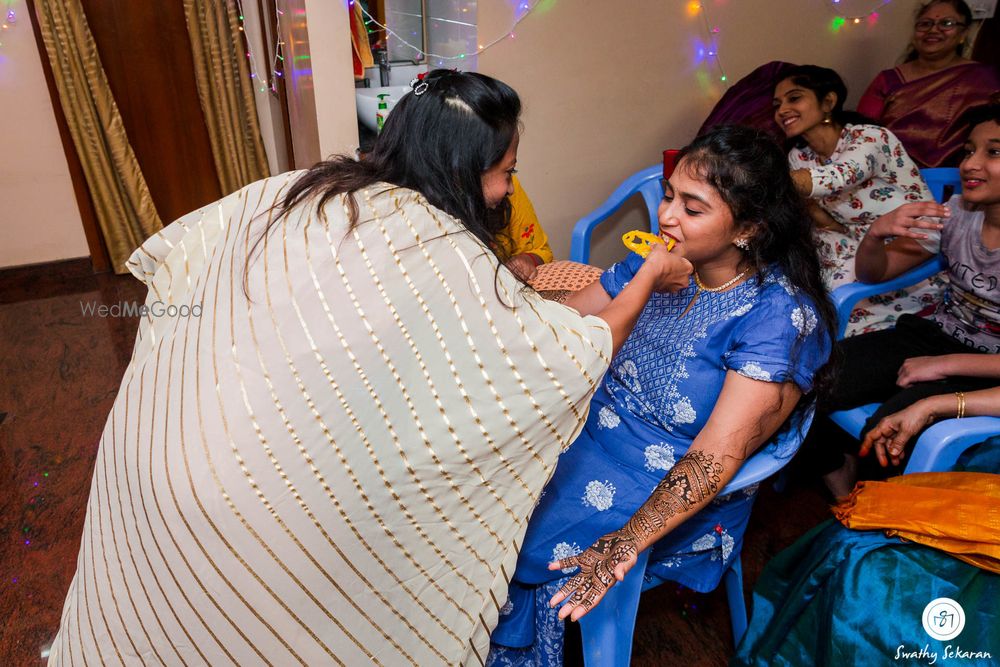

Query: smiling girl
806,97,1000,496
773,65,937,336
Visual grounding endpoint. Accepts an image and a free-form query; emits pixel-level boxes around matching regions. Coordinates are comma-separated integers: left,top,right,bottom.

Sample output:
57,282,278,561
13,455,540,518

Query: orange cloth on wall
350,1,374,79
833,471,1000,574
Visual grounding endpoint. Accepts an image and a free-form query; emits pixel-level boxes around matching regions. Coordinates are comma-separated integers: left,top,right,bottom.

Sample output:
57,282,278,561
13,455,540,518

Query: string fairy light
827,0,893,31
352,0,542,61
234,0,271,94
688,1,729,86
269,1,286,92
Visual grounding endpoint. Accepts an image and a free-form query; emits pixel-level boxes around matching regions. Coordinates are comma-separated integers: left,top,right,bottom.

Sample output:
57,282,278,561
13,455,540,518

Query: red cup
663,149,680,180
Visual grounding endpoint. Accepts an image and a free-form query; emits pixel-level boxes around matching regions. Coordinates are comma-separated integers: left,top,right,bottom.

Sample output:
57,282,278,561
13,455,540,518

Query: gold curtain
183,0,270,195
34,0,163,274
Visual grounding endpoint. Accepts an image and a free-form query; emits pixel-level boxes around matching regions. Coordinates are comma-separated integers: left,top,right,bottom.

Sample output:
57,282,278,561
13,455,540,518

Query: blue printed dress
488,254,831,665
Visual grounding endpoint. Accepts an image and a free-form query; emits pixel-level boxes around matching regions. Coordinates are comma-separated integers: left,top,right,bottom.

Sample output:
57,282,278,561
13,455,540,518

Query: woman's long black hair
777,65,875,148
254,69,521,258
677,125,837,400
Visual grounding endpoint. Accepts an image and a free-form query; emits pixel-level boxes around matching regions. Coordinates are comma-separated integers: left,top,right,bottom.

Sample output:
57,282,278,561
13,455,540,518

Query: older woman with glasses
857,0,999,168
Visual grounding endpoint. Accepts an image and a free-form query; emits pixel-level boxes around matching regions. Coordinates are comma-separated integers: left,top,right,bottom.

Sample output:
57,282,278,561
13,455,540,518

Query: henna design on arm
550,451,724,620
621,450,724,543
552,533,638,616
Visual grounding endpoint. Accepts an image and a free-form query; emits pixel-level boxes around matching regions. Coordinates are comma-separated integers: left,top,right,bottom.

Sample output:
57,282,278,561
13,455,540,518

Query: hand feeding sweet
622,230,676,257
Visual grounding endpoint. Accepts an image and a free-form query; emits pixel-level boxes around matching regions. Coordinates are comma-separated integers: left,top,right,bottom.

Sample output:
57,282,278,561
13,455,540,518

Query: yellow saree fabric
834,470,1000,574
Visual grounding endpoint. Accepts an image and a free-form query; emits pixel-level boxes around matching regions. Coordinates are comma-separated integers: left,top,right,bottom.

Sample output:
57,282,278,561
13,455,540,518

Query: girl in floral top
774,65,940,336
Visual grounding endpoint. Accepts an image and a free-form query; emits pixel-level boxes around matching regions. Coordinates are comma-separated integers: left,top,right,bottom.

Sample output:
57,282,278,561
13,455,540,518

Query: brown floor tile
0,270,146,666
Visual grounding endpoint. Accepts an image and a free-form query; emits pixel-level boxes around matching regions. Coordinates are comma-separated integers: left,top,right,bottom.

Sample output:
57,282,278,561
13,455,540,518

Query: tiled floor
0,261,149,665
0,263,832,666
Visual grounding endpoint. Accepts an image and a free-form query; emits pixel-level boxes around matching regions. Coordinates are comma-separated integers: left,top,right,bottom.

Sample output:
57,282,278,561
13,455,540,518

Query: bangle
955,391,966,419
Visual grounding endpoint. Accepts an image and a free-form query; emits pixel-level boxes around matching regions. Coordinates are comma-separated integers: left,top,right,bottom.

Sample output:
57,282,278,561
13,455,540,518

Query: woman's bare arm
854,202,947,283
561,247,692,356
548,372,802,621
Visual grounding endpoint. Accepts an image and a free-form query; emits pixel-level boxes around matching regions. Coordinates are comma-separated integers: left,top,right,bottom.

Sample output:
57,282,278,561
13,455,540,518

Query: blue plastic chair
828,167,1000,472
569,165,662,264
920,167,962,204
578,407,813,666
828,261,1000,473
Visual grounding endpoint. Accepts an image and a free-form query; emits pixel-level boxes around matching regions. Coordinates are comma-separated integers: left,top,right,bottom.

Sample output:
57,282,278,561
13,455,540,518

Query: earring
735,238,749,250
821,113,832,125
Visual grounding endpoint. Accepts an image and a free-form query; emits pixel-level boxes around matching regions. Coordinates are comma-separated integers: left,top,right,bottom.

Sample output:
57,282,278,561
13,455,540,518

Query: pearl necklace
680,268,752,318
693,268,752,292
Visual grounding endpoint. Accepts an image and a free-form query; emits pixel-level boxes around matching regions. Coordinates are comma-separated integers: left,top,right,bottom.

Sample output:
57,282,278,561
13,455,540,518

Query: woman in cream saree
48,71,691,665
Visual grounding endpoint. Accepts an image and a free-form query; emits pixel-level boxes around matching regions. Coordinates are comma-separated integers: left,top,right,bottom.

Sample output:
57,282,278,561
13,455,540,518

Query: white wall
477,0,922,266
0,0,88,269
304,0,359,160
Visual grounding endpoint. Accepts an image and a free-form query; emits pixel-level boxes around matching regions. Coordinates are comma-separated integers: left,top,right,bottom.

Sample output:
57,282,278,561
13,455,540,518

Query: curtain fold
183,0,270,195
35,0,163,274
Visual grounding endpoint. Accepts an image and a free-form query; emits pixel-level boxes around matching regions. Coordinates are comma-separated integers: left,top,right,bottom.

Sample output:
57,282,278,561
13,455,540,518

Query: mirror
354,1,478,150
356,0,478,85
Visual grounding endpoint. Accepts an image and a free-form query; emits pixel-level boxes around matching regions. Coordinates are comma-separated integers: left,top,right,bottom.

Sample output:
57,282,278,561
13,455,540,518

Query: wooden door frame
256,0,295,169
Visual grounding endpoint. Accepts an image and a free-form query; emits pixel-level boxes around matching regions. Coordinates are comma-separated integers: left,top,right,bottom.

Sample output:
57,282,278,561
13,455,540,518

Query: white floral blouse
789,124,943,335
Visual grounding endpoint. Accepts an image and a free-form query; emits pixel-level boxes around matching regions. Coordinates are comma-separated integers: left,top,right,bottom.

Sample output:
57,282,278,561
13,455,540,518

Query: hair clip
410,72,429,96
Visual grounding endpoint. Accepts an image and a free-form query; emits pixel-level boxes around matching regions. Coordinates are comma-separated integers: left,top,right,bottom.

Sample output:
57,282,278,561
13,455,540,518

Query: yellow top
497,175,554,264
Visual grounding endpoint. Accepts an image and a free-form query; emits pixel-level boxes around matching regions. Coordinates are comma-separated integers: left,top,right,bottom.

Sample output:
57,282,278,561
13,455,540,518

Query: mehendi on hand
549,451,724,619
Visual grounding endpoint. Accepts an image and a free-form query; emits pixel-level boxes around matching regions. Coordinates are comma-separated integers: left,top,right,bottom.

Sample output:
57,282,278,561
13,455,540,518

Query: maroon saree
857,62,1000,168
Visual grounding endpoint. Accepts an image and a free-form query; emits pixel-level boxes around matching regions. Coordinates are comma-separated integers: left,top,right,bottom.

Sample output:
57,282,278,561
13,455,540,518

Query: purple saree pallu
857,62,1000,168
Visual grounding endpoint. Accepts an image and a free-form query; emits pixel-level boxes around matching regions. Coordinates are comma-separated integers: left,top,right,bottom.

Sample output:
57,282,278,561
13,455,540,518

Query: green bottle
376,94,390,132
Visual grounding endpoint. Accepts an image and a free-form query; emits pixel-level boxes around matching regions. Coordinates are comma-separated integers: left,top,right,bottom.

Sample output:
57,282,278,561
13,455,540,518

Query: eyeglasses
914,18,967,32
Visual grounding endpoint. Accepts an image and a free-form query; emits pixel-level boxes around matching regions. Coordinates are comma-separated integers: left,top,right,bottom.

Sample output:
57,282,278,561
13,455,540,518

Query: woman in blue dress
488,126,836,665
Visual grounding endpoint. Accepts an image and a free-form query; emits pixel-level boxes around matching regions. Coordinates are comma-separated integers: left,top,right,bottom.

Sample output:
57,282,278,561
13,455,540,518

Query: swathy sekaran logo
894,597,992,663
922,597,965,641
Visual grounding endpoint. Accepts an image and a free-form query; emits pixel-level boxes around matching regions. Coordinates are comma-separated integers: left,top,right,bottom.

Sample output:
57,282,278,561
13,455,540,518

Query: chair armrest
578,548,650,666
830,255,947,338
829,403,880,440
904,416,1000,473
919,168,961,204
569,165,661,264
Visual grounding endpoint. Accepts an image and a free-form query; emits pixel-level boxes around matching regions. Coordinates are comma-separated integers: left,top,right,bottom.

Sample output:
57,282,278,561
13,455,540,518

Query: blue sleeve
722,289,832,393
599,252,645,298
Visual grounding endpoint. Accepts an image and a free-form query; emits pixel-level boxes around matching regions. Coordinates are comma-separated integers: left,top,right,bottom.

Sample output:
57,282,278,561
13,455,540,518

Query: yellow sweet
622,230,675,258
